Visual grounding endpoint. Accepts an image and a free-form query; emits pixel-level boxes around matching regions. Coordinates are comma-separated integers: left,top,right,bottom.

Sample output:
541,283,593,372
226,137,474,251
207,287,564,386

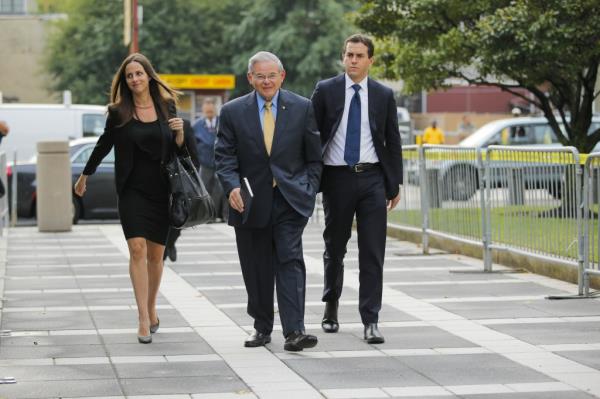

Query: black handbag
165,153,215,229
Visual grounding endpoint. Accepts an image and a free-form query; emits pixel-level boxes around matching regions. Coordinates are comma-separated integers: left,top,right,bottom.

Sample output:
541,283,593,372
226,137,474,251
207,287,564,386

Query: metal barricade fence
388,145,588,277
582,154,600,295
421,145,483,253
0,152,7,234
388,145,422,230
389,145,484,254
482,146,582,273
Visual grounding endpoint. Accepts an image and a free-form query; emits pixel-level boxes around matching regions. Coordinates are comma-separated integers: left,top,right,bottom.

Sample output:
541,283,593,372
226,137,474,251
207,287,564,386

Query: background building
0,0,63,103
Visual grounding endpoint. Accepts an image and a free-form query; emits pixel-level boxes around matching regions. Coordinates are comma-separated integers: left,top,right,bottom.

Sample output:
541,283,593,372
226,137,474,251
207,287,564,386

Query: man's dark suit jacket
214,89,322,229
183,119,200,170
311,74,403,199
193,116,219,169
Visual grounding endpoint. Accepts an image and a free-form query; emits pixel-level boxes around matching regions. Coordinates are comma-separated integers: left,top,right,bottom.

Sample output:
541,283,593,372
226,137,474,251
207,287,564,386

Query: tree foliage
356,0,600,152
139,0,250,75
229,0,356,97
44,0,356,104
45,0,249,104
45,0,126,104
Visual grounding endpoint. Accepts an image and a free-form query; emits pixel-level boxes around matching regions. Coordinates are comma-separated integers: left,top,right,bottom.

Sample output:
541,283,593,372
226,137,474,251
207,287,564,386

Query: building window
0,0,27,14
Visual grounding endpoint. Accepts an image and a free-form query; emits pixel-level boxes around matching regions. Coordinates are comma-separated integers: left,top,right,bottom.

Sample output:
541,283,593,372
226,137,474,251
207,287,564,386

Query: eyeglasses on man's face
252,73,280,83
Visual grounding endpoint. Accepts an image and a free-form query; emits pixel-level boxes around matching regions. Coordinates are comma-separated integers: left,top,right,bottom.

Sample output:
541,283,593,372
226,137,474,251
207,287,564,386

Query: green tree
36,0,71,14
45,0,249,104
229,0,356,97
45,0,126,104
356,0,600,153
139,0,250,75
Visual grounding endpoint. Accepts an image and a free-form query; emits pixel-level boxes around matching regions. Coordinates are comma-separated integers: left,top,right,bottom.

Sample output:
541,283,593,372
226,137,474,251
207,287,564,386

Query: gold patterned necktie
263,101,275,155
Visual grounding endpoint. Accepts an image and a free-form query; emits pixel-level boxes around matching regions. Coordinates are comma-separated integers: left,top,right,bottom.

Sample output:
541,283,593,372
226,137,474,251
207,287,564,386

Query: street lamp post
131,0,139,53
124,0,139,54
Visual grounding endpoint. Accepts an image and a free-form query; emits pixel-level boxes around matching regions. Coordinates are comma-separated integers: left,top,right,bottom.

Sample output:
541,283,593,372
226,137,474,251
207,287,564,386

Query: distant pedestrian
457,115,475,141
0,120,8,144
193,99,228,222
422,120,445,144
0,120,9,198
74,53,185,344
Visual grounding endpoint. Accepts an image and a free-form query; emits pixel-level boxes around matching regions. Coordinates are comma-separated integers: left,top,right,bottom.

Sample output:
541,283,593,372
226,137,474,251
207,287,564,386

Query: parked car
459,116,600,150
8,137,117,223
407,116,600,201
0,103,107,162
397,106,412,144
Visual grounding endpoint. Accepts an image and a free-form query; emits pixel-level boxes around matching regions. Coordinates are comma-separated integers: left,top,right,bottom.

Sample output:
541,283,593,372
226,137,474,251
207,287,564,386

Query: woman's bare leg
147,240,165,326
127,237,150,337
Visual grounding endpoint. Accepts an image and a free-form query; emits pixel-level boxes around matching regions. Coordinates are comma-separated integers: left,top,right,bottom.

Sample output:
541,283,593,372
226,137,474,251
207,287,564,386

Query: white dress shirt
323,74,379,166
205,117,217,129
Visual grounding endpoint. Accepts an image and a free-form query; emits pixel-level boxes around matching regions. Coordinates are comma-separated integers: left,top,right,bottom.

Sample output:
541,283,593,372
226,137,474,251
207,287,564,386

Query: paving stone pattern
0,223,600,398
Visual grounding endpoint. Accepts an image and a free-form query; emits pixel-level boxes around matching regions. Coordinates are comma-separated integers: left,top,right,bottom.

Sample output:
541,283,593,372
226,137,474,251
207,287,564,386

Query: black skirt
118,119,169,245
119,186,169,244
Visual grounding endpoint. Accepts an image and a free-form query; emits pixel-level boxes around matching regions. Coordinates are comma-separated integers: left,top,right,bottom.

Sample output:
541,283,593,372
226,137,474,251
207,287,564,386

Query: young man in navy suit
215,51,322,351
311,34,403,343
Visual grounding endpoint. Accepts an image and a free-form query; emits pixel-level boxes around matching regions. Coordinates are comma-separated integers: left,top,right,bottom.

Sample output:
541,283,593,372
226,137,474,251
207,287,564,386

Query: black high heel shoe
138,322,152,344
138,334,152,344
150,318,160,334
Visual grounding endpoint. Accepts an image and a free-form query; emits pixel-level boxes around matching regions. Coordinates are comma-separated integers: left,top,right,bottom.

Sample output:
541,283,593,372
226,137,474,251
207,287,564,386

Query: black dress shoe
244,330,271,347
321,300,339,333
364,323,385,344
284,330,318,352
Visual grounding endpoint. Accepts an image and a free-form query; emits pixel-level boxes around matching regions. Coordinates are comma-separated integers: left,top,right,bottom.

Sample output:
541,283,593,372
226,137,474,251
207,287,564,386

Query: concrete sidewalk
1,222,600,399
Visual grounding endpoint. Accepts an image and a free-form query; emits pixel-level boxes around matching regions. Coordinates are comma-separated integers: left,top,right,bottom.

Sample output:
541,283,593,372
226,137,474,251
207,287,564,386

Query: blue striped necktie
344,84,361,166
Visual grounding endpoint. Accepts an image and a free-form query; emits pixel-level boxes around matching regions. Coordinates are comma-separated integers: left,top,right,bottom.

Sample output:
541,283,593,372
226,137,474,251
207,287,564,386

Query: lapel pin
282,105,286,110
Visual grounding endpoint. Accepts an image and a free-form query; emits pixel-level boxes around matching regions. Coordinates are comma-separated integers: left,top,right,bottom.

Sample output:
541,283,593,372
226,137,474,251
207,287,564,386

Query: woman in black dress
74,53,184,344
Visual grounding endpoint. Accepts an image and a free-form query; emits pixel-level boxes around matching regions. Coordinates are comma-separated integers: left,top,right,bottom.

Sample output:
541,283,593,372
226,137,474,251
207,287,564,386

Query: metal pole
131,0,139,53
478,149,491,271
482,149,493,272
582,158,591,296
575,154,584,295
418,146,429,254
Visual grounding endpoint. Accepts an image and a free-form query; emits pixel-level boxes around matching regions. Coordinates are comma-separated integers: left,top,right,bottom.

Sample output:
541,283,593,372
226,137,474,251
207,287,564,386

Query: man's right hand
229,187,244,213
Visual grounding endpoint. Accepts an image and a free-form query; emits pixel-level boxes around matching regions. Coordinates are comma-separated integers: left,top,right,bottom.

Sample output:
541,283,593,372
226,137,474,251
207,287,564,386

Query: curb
387,224,600,289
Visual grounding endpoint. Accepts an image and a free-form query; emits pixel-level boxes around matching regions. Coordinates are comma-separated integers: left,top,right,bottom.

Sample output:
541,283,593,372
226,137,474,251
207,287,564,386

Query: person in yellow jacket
422,121,445,144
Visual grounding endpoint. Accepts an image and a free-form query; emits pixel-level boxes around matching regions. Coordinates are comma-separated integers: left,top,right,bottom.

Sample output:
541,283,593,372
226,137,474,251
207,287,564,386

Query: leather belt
327,163,380,173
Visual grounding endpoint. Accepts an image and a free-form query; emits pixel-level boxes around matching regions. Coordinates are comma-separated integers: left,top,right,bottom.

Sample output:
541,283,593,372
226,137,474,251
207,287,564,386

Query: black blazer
311,74,403,199
214,89,322,229
83,101,179,195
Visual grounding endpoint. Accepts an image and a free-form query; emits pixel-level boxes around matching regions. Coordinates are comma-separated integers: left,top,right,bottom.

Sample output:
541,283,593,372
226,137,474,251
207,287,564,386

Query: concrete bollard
36,141,72,232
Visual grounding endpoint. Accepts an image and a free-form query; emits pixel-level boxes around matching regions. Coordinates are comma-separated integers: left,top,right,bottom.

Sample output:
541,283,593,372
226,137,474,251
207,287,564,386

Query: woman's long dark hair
109,53,179,126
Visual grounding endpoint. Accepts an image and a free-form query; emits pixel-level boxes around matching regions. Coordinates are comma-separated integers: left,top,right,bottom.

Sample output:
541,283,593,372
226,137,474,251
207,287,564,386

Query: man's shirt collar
256,90,280,110
345,74,368,92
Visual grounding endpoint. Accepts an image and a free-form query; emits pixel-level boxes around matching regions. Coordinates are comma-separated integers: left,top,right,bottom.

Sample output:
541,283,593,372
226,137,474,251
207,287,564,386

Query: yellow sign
158,74,235,90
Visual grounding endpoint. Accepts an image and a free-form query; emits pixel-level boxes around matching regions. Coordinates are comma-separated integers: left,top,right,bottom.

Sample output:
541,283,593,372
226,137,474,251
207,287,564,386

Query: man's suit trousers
321,165,387,324
234,187,309,336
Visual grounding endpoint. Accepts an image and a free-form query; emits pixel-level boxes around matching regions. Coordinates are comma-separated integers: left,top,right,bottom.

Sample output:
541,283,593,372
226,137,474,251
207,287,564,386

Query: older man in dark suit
311,34,403,344
215,51,322,351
